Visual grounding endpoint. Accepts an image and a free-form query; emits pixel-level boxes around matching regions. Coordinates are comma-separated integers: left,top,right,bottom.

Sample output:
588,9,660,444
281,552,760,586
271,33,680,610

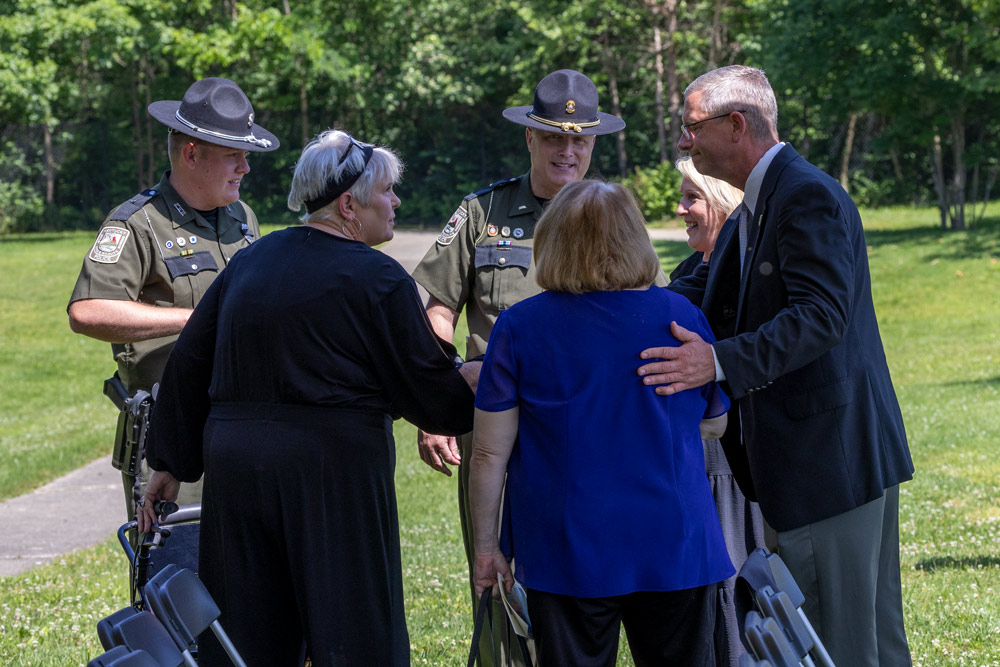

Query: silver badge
501,226,511,238
513,228,524,239
176,237,186,247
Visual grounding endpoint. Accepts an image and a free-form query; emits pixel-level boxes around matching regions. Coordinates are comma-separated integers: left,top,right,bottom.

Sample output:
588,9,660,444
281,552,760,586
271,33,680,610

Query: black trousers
526,584,717,667
197,406,409,667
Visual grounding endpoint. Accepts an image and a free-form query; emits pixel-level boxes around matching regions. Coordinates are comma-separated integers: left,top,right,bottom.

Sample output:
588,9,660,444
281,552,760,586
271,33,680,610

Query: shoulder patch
436,205,469,246
88,226,131,264
464,176,520,202
109,188,157,222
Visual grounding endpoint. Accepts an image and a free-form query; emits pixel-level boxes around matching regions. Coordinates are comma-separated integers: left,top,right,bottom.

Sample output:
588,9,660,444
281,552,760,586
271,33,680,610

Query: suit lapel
735,144,799,328
703,212,741,340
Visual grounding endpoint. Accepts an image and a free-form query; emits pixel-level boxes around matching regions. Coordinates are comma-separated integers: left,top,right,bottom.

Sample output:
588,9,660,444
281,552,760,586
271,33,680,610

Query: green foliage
620,161,682,224
0,140,43,234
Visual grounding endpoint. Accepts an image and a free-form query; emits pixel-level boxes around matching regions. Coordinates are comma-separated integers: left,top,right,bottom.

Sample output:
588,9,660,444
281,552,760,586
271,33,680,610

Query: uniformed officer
412,69,661,664
68,77,279,517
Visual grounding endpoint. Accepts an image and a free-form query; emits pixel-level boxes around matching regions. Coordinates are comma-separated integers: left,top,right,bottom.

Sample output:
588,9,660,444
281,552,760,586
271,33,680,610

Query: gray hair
675,157,744,218
685,65,778,142
287,129,403,218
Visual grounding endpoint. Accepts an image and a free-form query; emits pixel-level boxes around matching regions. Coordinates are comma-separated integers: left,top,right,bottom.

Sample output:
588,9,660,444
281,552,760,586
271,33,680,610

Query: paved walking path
0,227,687,577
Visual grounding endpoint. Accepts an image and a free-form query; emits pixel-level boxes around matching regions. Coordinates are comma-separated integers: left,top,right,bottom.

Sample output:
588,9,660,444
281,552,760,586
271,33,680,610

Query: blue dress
475,287,734,598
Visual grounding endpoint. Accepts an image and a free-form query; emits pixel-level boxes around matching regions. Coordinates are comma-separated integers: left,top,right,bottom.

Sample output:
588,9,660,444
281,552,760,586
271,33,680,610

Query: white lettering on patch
436,206,469,246
88,226,130,264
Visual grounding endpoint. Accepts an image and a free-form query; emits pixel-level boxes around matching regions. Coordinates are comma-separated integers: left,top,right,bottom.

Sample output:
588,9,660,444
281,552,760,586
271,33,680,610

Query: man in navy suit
638,65,913,666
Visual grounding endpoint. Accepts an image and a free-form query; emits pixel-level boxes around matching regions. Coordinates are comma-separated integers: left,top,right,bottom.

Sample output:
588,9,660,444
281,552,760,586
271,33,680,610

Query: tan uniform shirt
69,171,259,392
412,173,542,358
412,172,668,358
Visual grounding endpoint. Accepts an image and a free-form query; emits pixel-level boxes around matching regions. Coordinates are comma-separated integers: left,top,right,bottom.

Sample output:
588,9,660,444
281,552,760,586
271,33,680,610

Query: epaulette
464,176,520,202
109,188,159,222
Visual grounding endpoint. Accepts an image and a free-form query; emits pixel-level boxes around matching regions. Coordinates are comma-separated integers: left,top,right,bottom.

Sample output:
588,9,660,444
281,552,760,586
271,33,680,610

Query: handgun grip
103,376,130,411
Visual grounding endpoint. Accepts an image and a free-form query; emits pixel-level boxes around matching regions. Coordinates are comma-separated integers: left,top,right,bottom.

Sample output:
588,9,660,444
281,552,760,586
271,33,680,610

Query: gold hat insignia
565,100,576,114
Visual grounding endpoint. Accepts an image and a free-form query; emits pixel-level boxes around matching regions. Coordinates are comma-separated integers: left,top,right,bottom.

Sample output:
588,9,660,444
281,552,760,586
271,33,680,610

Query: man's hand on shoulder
637,321,716,395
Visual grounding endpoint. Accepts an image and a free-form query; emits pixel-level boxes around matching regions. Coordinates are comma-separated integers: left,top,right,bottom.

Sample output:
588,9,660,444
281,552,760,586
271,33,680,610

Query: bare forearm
469,408,519,552
68,298,192,343
425,296,459,345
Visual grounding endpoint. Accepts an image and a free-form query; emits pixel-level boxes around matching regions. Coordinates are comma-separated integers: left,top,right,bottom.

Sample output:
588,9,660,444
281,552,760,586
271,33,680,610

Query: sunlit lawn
1,205,999,664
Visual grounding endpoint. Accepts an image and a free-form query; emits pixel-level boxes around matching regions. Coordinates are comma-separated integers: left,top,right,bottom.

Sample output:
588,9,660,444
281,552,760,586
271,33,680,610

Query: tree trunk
664,0,680,153
930,135,948,230
652,22,667,163
44,124,55,204
144,58,155,186
707,0,729,68
600,31,627,177
839,112,857,192
130,67,145,190
948,110,966,230
300,81,309,148
888,146,905,185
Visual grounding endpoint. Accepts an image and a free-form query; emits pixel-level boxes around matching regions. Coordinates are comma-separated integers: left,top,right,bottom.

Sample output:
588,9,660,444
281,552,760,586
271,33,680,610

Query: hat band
528,113,601,133
174,110,273,149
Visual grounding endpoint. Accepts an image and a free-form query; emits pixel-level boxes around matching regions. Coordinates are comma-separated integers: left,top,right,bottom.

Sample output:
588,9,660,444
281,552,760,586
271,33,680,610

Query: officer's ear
525,128,533,150
180,140,201,169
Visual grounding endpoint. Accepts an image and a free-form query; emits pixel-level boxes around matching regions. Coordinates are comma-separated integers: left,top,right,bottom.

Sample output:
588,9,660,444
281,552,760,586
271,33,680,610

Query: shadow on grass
937,376,1000,389
865,215,1000,261
915,555,1000,572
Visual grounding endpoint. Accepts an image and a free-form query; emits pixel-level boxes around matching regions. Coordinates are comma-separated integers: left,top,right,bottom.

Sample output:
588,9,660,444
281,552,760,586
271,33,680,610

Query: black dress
671,250,766,667
147,226,474,667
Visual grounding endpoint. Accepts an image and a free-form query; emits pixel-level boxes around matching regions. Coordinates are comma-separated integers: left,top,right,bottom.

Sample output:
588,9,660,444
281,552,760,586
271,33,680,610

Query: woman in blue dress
469,179,734,666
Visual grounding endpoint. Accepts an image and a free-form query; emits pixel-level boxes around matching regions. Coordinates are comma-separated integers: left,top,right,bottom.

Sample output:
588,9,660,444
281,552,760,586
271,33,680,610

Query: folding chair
110,610,185,667
144,567,247,667
736,548,836,667
743,610,800,667
106,649,160,667
88,645,131,667
97,606,140,651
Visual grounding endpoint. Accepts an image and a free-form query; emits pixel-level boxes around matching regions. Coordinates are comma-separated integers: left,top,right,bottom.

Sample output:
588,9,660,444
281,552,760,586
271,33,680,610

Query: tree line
1,0,996,234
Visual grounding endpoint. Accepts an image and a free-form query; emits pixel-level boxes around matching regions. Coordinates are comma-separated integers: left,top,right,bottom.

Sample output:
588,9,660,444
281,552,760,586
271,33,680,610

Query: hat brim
502,105,625,136
148,100,280,152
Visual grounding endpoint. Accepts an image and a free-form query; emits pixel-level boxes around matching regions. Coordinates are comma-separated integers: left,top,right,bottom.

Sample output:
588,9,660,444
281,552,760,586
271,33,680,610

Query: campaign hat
148,77,279,152
502,69,625,136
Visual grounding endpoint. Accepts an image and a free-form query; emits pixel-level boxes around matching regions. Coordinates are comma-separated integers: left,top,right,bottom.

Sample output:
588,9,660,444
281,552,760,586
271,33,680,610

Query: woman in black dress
138,130,475,666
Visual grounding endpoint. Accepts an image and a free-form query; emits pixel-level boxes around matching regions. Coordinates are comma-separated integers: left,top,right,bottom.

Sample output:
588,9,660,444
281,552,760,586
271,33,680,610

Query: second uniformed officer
412,69,645,664
68,77,279,517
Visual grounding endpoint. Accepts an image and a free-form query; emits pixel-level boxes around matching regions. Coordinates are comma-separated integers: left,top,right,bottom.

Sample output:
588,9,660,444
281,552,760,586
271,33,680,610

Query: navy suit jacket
671,145,913,531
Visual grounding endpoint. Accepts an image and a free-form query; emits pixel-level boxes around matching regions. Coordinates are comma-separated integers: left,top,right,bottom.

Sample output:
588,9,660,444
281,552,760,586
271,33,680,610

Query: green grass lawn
1,206,999,664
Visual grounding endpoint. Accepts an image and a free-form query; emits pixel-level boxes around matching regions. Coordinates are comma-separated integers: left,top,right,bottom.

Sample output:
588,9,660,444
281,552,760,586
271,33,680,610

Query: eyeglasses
681,110,746,140
340,135,367,165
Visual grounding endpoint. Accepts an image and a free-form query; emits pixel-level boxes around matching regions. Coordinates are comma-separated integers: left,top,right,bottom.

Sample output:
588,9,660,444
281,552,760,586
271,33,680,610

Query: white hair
287,129,403,218
685,65,778,142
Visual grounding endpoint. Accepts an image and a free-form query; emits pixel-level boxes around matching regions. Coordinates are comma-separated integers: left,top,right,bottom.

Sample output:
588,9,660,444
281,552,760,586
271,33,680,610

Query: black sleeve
368,274,475,435
668,260,709,306
145,274,222,482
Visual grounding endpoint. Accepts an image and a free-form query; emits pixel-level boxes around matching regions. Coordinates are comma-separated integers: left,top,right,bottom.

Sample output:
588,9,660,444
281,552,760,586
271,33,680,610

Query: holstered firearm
104,375,157,477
